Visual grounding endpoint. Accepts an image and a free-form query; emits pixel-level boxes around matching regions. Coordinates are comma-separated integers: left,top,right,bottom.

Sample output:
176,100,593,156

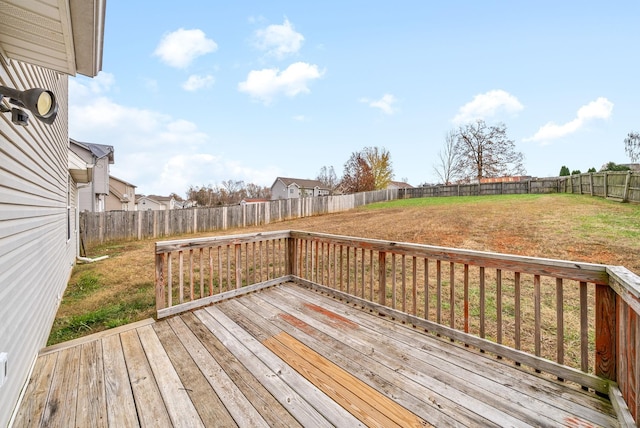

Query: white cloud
238,62,324,104
69,74,279,196
292,115,307,121
154,28,218,68
360,94,398,115
525,97,614,144
452,89,524,124
182,74,215,91
254,18,304,59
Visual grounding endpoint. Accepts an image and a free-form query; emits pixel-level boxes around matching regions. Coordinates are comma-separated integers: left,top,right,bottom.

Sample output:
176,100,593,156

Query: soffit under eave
0,0,105,77
68,149,93,183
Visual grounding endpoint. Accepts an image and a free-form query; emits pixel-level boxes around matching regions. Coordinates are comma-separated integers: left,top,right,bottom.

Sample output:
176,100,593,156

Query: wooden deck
15,282,619,427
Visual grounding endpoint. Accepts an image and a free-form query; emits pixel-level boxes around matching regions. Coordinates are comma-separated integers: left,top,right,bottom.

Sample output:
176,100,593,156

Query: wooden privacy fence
80,189,397,247
155,230,640,424
401,171,640,200
82,171,640,247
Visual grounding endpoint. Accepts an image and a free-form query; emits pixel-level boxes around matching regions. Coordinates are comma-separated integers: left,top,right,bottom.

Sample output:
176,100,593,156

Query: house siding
271,179,289,199
0,60,74,426
106,177,136,211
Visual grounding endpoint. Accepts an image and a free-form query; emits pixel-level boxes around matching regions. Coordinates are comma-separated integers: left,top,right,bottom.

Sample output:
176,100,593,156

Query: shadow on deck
15,281,620,427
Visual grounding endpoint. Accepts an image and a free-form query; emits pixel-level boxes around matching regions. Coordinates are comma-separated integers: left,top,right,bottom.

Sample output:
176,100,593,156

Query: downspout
76,184,108,263
77,255,109,263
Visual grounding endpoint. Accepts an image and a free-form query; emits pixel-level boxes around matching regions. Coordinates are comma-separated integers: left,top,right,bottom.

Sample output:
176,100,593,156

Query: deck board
101,333,139,428
278,284,617,426
15,282,620,427
154,318,238,427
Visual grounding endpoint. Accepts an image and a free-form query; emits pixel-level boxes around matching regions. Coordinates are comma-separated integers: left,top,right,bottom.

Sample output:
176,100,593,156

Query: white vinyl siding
0,59,73,426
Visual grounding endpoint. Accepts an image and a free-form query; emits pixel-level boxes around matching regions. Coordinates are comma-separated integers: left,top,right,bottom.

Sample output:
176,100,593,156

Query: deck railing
155,230,640,425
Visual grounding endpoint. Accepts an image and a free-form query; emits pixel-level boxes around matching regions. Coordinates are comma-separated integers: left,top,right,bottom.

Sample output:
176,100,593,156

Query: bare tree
624,131,640,162
433,129,460,185
245,183,270,199
455,120,525,182
316,166,338,194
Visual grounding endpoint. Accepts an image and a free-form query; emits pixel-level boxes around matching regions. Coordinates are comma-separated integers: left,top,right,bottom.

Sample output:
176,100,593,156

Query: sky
69,1,640,197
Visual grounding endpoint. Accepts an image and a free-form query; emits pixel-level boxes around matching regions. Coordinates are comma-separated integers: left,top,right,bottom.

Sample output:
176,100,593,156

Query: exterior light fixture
0,86,58,125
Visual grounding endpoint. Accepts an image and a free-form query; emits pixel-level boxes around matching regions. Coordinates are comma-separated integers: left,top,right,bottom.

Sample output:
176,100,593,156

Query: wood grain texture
16,282,627,427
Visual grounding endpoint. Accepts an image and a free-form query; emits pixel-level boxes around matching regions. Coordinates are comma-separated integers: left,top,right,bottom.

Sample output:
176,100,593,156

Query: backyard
48,194,640,349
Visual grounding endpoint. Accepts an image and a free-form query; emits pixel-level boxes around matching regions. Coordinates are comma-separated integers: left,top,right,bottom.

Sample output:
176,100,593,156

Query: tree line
183,126,640,207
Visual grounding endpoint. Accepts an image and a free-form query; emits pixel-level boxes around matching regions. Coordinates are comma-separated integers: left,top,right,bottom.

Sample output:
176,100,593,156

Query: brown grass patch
49,194,640,347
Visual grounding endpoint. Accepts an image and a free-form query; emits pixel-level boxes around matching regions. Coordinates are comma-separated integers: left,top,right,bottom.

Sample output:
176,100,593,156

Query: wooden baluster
346,245,350,294
436,260,442,324
167,252,173,308
339,245,344,292
208,247,213,296
226,245,231,291
496,269,502,344
424,258,430,321
534,274,541,358
199,248,204,298
332,244,337,289
371,250,375,301
217,246,222,294
449,262,455,329
556,278,564,367
361,248,366,299
580,281,588,374
412,257,417,316
463,264,469,333
480,267,485,338
189,249,194,301
392,253,397,310
402,255,407,313
179,250,184,303
378,251,386,306
235,243,242,289
515,272,521,351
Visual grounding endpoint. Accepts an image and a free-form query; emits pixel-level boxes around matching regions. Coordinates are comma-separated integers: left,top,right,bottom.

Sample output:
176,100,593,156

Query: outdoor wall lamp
0,85,58,126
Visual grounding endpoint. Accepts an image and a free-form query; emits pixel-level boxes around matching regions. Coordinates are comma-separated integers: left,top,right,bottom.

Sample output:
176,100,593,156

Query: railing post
155,251,166,312
287,236,296,276
595,283,616,382
378,251,386,305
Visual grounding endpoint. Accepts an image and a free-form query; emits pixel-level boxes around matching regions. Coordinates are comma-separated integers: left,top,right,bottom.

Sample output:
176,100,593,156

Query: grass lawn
48,194,640,347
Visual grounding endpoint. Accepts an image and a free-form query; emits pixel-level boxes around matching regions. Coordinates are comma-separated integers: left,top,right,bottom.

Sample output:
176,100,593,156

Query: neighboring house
136,194,183,210
387,181,414,190
106,175,137,211
0,1,106,425
70,138,114,212
270,177,330,200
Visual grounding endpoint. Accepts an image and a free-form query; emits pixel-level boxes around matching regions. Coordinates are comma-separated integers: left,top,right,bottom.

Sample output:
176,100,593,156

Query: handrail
155,230,640,424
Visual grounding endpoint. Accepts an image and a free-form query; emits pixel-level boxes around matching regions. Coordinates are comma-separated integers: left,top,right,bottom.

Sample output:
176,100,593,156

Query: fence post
623,171,632,202
194,208,198,233
589,173,594,196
